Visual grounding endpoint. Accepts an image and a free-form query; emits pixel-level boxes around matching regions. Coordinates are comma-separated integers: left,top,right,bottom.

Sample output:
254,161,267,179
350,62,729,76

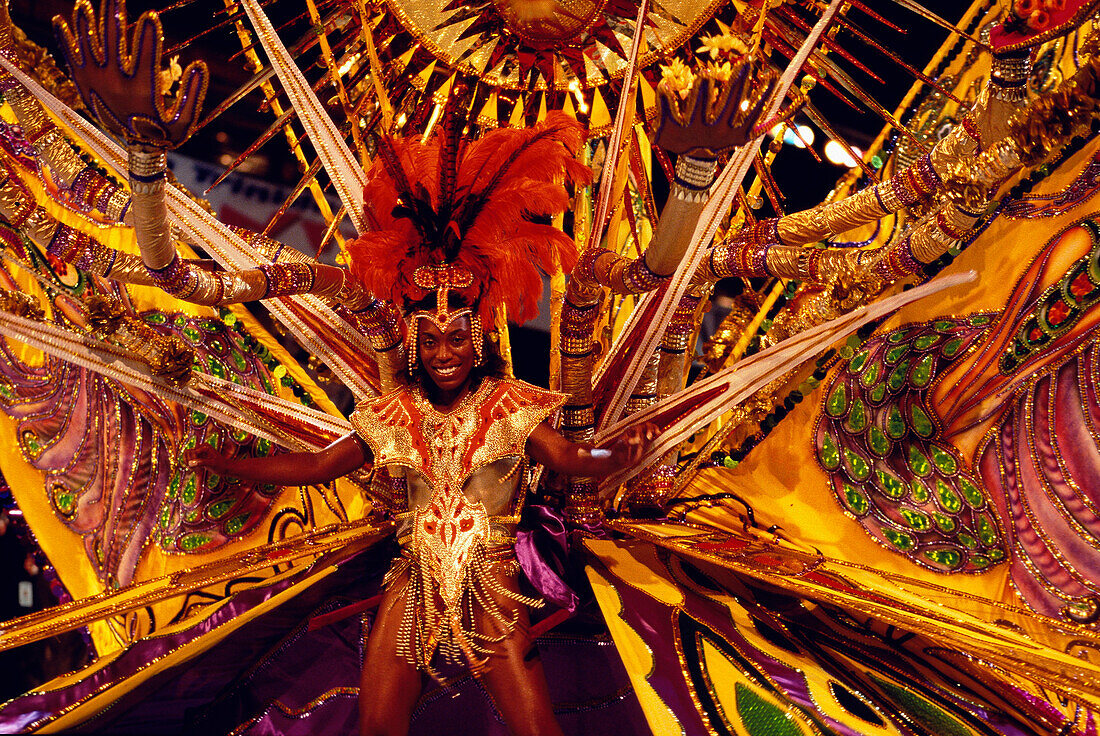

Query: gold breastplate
352,377,563,673
351,376,564,497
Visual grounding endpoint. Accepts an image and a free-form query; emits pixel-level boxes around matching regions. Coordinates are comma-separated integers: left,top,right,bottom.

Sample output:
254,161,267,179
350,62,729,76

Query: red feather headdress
347,111,591,325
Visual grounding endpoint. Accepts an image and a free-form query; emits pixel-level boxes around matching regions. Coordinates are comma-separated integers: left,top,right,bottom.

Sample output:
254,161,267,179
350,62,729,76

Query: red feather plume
347,111,591,324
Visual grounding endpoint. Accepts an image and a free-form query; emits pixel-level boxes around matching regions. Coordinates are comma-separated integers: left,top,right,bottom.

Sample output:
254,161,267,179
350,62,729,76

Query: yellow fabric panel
585,561,677,736
0,416,121,656
685,134,1100,613
586,537,684,607
687,458,1013,604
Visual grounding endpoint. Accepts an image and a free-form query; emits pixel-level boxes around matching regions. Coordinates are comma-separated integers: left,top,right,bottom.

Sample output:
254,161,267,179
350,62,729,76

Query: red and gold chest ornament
352,376,564,673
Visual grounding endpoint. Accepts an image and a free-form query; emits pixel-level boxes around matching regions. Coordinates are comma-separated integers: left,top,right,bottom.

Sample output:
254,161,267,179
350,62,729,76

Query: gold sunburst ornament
373,0,723,131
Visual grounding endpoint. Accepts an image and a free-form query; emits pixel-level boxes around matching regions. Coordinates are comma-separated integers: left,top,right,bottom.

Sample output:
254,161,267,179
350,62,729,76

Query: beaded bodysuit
351,376,564,673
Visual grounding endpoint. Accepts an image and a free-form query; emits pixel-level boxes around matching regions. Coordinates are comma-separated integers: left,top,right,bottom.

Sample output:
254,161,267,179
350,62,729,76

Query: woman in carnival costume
183,118,657,735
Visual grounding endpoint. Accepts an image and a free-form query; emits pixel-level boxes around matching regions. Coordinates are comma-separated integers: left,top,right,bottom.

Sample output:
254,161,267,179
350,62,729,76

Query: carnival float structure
1,0,1100,732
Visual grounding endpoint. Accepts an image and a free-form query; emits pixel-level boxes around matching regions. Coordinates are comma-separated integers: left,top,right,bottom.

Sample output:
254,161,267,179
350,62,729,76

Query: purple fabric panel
111,548,386,734
1021,374,1100,587
539,631,649,736
1054,351,1100,522
231,611,649,736
996,398,1089,601
1083,344,1100,446
231,612,365,736
1010,685,1073,732
1045,360,1100,533
516,505,580,612
980,414,1068,617
35,371,92,469
190,608,365,735
611,577,711,736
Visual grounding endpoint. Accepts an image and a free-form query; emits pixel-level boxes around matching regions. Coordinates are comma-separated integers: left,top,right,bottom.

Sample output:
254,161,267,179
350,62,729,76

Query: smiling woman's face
417,315,475,395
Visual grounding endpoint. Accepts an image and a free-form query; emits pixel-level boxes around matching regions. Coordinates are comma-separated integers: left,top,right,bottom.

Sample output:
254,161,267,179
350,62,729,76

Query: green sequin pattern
144,310,286,553
815,317,1006,573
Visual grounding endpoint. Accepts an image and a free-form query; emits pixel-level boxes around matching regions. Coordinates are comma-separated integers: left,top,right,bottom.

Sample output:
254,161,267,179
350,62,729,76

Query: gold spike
583,55,604,85
536,93,547,122
393,45,416,75
589,87,611,130
508,95,526,128
432,72,457,106
562,93,576,119
477,91,498,127
639,75,656,113
415,60,437,91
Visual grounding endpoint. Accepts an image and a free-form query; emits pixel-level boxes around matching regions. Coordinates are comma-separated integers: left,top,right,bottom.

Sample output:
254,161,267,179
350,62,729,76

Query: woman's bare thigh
477,568,565,736
358,572,424,736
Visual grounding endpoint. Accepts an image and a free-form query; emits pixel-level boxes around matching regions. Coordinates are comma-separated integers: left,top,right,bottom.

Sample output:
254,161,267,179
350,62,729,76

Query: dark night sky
763,1,969,213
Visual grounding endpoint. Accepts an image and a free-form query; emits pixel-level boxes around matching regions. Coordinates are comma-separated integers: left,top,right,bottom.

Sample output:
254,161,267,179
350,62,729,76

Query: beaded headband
404,263,483,373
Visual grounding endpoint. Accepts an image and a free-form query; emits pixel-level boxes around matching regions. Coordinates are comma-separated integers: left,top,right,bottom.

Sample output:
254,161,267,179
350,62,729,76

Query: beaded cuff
672,155,719,200
149,254,200,300
990,52,1031,103
352,299,403,352
257,262,316,298
127,148,167,194
47,225,117,274
620,257,667,291
559,298,599,356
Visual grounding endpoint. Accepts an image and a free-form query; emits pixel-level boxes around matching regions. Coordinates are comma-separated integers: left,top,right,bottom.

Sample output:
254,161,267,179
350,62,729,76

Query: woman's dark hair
397,292,509,391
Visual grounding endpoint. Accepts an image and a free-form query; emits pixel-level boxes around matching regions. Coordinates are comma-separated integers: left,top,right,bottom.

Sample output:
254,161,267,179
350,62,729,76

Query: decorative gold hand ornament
53,0,208,149
655,59,781,157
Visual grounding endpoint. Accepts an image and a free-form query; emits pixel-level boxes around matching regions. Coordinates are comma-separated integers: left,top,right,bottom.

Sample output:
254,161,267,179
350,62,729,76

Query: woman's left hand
607,422,658,470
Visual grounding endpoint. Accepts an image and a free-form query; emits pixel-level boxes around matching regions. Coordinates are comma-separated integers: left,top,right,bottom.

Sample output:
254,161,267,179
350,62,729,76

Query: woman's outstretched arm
184,433,370,486
526,421,656,477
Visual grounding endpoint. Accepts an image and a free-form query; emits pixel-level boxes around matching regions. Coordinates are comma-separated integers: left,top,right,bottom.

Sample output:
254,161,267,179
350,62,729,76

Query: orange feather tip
348,112,590,325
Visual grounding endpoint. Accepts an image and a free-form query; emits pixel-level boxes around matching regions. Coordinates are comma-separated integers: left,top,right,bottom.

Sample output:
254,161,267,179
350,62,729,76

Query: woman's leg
359,575,425,736
478,570,565,736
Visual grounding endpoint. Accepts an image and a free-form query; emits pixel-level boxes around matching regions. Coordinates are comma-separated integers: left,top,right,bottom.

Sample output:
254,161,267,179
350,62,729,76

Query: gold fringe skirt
384,542,542,679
